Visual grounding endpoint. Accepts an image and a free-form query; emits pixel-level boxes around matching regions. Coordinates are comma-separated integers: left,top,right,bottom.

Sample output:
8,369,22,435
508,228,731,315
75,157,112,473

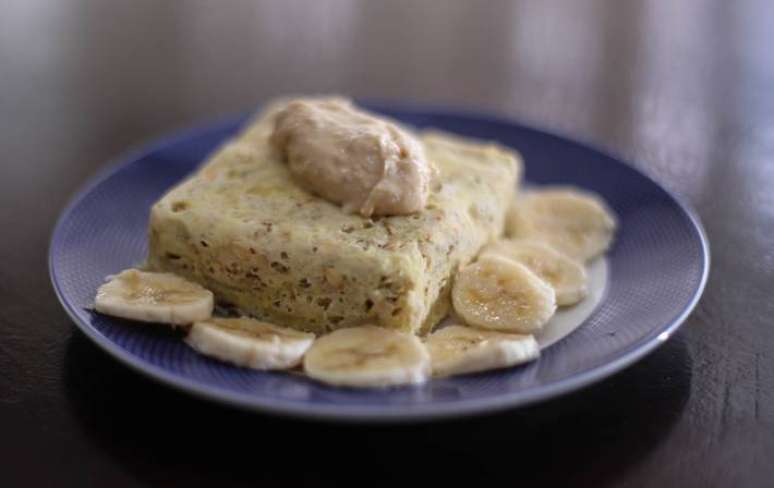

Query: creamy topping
270,97,434,217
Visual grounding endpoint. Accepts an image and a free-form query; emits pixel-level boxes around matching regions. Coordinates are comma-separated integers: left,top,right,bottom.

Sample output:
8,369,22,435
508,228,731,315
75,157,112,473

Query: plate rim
49,104,710,423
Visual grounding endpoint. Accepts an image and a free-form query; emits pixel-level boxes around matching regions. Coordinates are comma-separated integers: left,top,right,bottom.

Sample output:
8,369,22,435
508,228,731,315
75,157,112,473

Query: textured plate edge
48,106,711,423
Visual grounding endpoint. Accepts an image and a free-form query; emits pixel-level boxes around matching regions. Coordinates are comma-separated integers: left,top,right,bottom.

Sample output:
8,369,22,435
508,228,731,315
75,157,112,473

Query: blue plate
49,105,709,422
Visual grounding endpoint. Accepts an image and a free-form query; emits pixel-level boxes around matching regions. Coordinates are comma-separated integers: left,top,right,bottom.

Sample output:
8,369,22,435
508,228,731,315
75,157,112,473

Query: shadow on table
63,330,692,485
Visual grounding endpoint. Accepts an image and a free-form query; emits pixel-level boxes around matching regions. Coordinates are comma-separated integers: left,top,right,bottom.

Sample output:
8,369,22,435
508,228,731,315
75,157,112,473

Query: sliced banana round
452,255,556,333
481,239,588,306
426,325,539,377
303,325,430,387
506,187,617,261
185,317,315,370
94,269,213,326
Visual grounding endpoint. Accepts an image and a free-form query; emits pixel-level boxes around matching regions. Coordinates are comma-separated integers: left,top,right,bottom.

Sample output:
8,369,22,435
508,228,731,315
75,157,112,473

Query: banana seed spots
321,343,400,371
534,264,561,284
115,271,205,305
443,335,487,353
207,318,311,341
126,287,202,305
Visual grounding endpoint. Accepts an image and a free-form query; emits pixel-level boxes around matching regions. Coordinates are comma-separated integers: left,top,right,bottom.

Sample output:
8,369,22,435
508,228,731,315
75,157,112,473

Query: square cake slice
148,106,520,335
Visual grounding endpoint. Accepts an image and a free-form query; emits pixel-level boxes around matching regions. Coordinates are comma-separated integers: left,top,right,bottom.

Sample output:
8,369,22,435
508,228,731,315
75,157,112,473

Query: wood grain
1,0,773,486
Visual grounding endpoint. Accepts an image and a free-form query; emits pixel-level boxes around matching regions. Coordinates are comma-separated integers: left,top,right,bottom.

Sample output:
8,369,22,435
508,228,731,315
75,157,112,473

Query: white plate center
535,257,608,348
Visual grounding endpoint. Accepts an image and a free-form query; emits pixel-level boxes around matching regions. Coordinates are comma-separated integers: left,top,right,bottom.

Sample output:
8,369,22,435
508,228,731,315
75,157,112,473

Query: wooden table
2,1,772,485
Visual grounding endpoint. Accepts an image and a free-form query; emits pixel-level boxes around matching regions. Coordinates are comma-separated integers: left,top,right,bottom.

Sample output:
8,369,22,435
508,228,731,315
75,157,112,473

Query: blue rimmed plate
49,104,709,422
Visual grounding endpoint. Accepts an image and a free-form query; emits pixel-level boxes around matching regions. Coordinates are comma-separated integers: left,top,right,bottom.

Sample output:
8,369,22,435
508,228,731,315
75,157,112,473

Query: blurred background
2,1,774,485
3,0,773,205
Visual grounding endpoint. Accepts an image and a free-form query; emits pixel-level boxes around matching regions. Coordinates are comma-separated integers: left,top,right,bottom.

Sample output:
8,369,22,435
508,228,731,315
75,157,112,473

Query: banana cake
147,102,520,335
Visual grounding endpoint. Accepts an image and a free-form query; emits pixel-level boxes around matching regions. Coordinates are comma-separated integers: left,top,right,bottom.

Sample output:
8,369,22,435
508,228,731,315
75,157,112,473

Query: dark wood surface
2,1,773,486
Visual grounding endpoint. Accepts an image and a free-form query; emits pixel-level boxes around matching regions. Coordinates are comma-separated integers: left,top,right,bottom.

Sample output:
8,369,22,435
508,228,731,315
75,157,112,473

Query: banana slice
186,317,315,370
303,325,430,387
506,187,616,261
480,239,588,306
452,255,556,333
95,269,213,326
426,325,539,377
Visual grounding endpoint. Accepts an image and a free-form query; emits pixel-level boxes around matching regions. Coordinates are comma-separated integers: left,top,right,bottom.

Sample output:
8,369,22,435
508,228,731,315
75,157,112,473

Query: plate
49,104,709,422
